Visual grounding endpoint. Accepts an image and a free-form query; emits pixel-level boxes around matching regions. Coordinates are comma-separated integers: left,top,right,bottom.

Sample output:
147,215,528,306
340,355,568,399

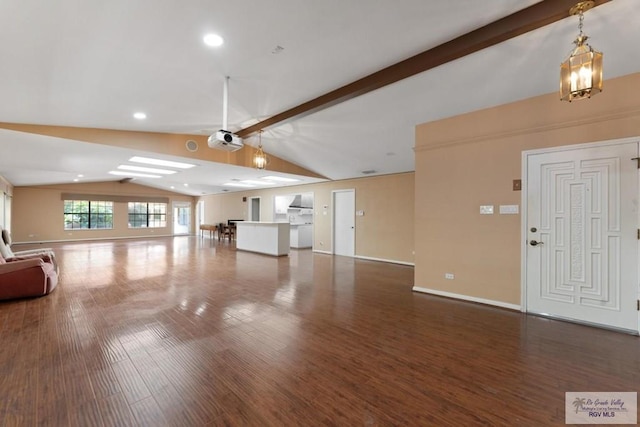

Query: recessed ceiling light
261,175,299,182
108,171,161,178
223,182,255,188
184,183,189,187
73,179,79,182
117,165,177,174
170,186,175,189
203,33,224,47
129,156,196,169
133,112,147,120
77,174,84,178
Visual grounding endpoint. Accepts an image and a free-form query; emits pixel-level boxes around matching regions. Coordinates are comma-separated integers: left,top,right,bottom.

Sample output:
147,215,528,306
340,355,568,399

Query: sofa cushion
1,229,11,246
0,237,13,259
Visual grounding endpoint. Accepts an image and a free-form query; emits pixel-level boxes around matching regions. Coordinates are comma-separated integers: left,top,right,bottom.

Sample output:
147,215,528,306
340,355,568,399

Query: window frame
63,200,114,230
127,202,167,228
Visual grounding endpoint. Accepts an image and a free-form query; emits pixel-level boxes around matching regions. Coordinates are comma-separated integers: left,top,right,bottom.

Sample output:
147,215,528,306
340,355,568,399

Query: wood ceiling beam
236,0,610,138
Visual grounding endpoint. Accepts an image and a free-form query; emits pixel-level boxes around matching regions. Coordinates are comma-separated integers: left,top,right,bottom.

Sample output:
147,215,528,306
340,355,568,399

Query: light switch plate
480,205,494,215
499,205,519,214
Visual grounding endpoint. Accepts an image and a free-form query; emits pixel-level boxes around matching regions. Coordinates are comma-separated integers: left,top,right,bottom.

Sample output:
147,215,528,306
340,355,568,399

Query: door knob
529,240,544,246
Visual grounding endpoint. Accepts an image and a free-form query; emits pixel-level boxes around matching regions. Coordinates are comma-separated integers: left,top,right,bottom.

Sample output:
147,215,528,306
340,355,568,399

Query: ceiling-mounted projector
208,130,243,152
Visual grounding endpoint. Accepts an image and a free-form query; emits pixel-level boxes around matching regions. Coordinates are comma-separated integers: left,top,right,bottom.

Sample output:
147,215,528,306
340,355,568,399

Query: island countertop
235,222,290,256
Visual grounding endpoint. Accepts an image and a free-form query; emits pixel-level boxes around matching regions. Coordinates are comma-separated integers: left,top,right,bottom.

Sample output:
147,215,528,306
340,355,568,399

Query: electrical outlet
445,273,454,280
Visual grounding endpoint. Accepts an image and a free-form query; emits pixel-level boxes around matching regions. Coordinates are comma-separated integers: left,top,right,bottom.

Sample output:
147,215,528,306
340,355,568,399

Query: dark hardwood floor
0,236,638,426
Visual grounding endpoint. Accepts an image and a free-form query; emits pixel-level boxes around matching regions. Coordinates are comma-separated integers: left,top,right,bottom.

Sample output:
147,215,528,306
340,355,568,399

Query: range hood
289,194,313,209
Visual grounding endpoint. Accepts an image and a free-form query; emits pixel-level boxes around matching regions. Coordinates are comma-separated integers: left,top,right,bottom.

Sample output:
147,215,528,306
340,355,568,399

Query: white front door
173,202,191,235
333,189,355,257
524,140,639,333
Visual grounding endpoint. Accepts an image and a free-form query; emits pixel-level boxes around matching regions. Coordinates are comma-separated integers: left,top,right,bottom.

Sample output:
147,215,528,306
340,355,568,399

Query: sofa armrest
0,258,44,274
7,252,53,264
12,248,54,256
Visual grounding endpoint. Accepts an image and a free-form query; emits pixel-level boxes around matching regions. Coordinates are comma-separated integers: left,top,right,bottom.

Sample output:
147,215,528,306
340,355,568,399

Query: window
128,202,167,228
64,200,113,230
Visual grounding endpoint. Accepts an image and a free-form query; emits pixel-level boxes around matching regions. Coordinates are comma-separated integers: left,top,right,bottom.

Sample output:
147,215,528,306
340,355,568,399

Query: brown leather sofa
0,228,59,300
0,255,58,300
0,228,58,273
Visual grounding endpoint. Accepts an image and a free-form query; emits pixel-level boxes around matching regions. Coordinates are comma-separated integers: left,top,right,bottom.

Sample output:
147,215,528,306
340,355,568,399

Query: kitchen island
236,222,290,256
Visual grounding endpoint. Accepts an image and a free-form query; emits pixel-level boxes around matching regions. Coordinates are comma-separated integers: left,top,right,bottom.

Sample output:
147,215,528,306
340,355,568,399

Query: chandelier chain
578,9,584,36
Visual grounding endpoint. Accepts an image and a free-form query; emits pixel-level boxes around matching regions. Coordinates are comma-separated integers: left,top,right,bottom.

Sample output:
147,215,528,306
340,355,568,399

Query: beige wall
199,173,415,264
414,72,640,305
12,181,195,242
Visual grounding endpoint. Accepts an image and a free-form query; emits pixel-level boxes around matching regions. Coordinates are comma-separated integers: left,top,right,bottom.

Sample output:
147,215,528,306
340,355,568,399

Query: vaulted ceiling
1,0,639,195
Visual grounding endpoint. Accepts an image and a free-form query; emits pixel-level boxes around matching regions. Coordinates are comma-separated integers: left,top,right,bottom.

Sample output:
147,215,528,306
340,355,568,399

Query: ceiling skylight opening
241,180,275,186
108,171,161,178
223,182,256,188
203,33,224,47
129,156,196,169
117,165,177,174
261,175,300,183
133,112,147,120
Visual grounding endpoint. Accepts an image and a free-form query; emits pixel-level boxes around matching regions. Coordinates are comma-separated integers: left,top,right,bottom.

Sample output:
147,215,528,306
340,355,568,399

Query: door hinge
637,229,640,240
632,157,640,169
637,300,639,311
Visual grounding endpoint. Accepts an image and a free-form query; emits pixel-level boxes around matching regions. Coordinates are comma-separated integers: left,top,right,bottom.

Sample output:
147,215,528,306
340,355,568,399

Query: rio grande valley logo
566,392,637,424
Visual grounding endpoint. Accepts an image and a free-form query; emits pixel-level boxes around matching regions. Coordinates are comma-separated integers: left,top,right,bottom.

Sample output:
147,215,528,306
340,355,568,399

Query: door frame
195,200,204,229
520,136,640,333
332,189,355,257
172,201,192,236
248,196,261,222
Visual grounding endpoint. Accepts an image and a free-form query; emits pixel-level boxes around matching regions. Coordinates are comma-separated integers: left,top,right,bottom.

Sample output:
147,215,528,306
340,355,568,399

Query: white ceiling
1,0,639,195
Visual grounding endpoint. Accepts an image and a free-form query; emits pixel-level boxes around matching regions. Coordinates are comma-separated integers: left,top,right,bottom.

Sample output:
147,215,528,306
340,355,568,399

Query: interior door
333,189,355,257
525,141,638,332
250,197,260,221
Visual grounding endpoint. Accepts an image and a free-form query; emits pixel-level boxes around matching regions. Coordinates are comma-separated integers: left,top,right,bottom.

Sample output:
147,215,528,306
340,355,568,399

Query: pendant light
560,1,603,102
253,130,268,170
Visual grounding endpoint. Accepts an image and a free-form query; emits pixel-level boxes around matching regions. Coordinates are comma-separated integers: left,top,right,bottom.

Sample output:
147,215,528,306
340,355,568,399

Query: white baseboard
13,234,177,245
312,249,333,255
354,255,414,266
311,251,415,266
412,286,521,311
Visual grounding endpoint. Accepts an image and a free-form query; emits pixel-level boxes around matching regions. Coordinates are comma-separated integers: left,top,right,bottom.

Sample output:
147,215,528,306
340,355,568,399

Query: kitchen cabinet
275,195,295,214
290,224,312,249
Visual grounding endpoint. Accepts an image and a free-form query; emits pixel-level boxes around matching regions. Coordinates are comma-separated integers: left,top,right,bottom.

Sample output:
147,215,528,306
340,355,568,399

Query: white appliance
208,130,243,151
208,76,244,152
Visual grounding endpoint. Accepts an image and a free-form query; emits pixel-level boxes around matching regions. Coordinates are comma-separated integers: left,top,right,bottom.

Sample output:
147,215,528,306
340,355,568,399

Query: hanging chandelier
560,1,603,102
253,130,268,170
